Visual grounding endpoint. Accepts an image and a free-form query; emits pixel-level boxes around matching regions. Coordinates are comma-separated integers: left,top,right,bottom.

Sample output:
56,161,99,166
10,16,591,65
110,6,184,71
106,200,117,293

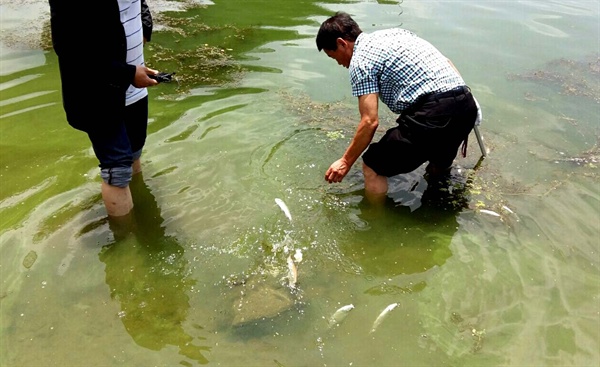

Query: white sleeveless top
118,0,148,106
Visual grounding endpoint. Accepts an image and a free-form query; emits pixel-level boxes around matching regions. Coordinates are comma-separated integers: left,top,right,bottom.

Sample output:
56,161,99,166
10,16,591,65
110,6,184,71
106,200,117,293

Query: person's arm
325,93,379,183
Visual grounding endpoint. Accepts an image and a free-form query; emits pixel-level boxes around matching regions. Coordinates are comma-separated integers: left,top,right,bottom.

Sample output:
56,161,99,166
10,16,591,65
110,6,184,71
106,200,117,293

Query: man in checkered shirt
316,12,478,203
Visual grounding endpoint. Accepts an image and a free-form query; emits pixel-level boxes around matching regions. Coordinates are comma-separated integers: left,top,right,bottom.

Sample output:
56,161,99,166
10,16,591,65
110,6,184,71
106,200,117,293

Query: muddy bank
0,0,211,50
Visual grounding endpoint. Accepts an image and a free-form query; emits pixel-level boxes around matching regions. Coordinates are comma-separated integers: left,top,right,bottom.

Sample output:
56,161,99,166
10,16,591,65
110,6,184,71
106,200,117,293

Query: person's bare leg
102,160,141,239
101,182,134,217
132,158,142,175
362,163,388,205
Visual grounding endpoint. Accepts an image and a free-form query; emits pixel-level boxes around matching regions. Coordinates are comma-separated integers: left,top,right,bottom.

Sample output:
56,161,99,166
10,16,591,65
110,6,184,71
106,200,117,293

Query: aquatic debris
326,130,345,140
478,209,501,217
275,198,292,222
287,255,298,288
508,56,600,103
471,328,486,353
557,156,599,165
555,151,599,166
328,304,354,328
449,312,486,353
370,303,399,334
365,281,427,296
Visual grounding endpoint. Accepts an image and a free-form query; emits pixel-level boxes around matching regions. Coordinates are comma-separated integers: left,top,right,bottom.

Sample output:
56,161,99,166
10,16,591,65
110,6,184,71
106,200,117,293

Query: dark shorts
87,96,148,169
362,86,477,177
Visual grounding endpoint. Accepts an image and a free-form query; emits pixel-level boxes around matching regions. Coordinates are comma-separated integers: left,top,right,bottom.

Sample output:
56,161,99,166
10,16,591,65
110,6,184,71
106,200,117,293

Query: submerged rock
22,250,38,269
231,278,294,327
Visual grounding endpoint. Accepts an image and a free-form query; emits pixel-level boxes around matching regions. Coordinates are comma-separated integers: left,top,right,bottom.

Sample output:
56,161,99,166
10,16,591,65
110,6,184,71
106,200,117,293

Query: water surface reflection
99,174,210,365
341,169,471,280
0,0,598,366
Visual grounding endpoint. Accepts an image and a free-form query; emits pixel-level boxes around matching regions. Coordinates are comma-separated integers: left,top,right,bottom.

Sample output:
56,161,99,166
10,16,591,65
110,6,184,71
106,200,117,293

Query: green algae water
1,0,598,366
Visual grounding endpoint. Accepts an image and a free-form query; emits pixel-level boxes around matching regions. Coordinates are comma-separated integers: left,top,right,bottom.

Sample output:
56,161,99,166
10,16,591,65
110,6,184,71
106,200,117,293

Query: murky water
1,0,598,366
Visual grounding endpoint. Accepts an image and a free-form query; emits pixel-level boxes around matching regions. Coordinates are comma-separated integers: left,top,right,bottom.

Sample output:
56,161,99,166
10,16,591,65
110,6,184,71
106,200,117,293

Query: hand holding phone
149,72,175,83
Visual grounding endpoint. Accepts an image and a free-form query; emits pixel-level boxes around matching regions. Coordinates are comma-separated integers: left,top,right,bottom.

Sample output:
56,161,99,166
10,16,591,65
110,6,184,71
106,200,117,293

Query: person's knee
100,166,133,188
362,163,388,202
363,163,387,186
362,163,380,180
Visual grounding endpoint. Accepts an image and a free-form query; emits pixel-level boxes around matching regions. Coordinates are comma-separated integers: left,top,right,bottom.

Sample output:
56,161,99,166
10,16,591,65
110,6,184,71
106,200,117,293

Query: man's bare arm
325,93,379,183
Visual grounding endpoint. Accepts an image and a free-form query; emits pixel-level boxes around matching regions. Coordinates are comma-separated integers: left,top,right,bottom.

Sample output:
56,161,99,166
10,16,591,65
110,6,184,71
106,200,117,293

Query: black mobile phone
149,72,175,83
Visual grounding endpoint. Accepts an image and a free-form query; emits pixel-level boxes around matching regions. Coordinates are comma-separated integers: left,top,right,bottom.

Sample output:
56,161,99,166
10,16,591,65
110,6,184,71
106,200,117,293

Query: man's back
350,28,465,113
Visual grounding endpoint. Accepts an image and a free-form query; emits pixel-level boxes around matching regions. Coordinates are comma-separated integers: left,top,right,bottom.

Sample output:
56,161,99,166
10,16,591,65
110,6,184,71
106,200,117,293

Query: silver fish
328,304,354,328
275,198,292,222
501,205,520,222
479,209,501,217
287,255,297,288
370,303,399,333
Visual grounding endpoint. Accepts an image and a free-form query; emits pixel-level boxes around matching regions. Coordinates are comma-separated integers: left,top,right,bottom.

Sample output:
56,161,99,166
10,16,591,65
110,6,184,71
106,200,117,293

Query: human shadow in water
98,173,210,365
341,168,471,279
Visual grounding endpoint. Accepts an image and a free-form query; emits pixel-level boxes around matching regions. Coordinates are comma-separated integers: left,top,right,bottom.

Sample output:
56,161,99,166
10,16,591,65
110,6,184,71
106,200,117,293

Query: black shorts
362,86,477,177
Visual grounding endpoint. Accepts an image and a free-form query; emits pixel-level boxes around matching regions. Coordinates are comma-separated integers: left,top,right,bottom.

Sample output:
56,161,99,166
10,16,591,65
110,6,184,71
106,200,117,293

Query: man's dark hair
316,11,362,51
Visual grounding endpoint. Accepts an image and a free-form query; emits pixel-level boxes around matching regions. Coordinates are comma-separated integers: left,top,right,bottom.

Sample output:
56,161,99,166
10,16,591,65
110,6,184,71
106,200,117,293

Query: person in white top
49,0,160,218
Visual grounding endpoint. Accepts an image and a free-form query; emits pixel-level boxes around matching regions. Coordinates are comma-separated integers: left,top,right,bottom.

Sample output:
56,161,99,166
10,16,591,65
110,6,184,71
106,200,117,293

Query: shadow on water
340,167,472,281
98,174,210,365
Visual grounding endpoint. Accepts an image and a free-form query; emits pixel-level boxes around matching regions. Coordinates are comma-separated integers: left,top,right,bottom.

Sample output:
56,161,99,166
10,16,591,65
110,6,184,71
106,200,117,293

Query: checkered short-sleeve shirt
350,29,465,113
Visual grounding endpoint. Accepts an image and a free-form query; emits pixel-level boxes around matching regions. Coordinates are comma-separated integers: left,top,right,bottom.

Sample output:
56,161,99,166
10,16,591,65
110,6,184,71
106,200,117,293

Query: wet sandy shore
0,0,210,49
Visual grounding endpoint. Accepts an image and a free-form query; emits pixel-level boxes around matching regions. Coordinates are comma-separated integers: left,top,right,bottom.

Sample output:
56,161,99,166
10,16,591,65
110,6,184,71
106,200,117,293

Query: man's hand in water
325,158,351,183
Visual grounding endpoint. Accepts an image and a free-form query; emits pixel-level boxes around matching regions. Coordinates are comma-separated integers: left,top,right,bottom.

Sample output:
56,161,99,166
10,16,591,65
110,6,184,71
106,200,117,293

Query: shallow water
1,0,598,366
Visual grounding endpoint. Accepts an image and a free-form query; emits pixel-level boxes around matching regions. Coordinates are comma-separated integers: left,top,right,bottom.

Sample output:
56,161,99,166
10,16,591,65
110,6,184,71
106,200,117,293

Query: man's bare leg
132,158,142,175
103,160,142,238
101,182,134,217
362,163,388,205
103,159,140,217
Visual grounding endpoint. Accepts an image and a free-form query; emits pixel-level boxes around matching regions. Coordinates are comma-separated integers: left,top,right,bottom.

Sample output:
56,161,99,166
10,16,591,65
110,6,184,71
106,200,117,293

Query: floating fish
287,255,297,288
501,205,520,221
275,198,292,222
370,303,399,334
328,304,354,328
479,209,501,217
293,248,303,263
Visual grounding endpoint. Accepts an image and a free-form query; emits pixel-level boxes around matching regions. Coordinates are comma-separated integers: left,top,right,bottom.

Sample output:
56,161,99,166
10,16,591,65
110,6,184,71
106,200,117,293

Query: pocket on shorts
404,114,452,130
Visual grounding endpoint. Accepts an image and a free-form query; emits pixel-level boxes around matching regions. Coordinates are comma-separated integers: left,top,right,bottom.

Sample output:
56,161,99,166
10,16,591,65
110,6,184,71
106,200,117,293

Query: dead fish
328,304,354,328
501,205,520,221
479,209,501,217
275,198,292,222
287,255,297,288
370,303,399,334
293,248,303,263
